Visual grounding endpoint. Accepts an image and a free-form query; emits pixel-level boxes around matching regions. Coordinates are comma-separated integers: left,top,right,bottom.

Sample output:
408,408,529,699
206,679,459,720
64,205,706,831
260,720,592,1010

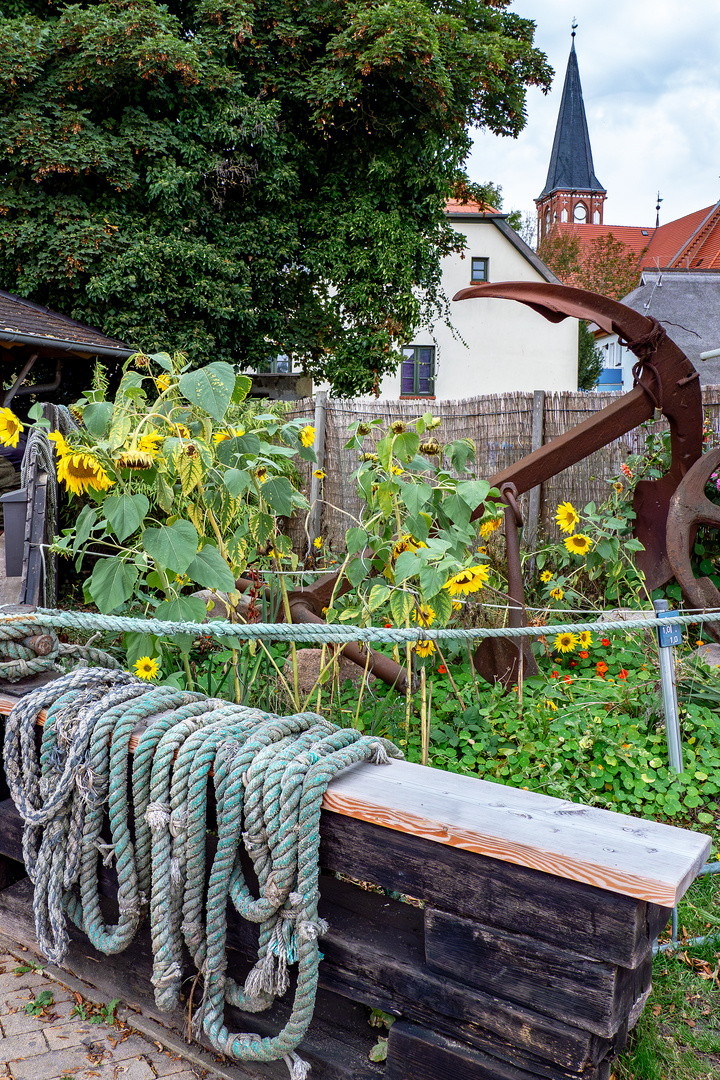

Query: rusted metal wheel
666,446,720,642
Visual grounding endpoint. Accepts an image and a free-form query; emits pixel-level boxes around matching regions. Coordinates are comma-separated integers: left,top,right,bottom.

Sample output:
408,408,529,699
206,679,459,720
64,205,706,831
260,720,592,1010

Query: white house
372,200,578,401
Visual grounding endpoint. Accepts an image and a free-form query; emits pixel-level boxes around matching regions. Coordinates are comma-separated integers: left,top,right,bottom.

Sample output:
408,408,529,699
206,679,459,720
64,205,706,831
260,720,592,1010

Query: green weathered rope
3,670,402,1079
4,605,720,646
0,619,121,681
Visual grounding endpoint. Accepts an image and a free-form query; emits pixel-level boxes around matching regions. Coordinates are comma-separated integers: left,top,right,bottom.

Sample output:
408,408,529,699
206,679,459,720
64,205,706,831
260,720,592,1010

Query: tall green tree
538,229,641,302
0,0,550,395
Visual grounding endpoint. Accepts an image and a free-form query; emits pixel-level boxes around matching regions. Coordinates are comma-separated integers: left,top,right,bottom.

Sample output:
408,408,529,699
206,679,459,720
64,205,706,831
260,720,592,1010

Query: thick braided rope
3,672,402,1076
7,606,720,645
0,619,121,681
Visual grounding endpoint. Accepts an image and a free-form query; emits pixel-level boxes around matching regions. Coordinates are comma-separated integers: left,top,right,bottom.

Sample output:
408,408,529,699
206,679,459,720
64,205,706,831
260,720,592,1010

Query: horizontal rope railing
1,606,719,645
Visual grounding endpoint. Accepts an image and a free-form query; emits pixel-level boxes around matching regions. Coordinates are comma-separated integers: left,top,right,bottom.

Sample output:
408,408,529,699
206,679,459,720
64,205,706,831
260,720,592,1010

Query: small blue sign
657,609,682,648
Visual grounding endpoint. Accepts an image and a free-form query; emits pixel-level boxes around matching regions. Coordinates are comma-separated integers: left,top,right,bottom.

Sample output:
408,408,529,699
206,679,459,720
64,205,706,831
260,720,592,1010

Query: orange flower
550,670,559,678
601,638,610,647
563,674,573,683
618,668,628,680
596,660,608,676
579,650,589,659
438,664,448,674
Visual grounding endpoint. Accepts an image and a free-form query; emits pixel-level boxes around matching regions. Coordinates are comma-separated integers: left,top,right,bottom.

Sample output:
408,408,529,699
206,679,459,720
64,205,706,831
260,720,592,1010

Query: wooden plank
0,695,709,905
424,908,650,1038
385,1022,613,1080
322,759,710,906
320,814,650,968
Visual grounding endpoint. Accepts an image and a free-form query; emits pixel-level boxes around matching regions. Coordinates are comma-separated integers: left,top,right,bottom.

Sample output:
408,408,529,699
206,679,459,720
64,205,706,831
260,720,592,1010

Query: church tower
535,27,606,246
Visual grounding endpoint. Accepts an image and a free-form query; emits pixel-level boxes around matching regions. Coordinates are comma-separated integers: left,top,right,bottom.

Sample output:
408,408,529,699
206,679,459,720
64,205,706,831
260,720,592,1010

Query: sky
467,1,720,229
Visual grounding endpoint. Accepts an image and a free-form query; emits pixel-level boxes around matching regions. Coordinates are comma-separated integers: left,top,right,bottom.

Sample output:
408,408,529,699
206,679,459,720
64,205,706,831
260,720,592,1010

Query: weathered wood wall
286,388,720,552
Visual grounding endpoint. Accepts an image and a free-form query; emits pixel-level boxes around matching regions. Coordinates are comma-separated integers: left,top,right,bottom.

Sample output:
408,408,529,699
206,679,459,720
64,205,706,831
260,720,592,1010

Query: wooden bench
0,692,710,1080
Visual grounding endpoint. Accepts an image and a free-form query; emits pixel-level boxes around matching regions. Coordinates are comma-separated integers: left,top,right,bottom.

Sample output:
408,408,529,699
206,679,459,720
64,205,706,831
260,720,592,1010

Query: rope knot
297,918,329,943
169,806,187,837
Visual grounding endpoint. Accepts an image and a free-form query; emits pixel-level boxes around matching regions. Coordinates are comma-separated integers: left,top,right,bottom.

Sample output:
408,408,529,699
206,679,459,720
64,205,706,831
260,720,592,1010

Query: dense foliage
0,0,550,395
538,229,641,301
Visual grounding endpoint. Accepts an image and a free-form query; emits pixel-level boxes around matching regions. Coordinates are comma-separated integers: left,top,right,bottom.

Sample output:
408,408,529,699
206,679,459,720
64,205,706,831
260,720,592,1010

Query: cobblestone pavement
0,950,221,1080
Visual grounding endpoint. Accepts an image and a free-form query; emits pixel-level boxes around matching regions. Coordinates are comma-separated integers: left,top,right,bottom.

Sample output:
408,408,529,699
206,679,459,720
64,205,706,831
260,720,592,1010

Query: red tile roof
549,200,720,276
445,198,499,215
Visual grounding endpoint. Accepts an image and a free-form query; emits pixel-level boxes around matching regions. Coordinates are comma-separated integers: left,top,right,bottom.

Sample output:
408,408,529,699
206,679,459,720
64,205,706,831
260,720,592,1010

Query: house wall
372,217,578,401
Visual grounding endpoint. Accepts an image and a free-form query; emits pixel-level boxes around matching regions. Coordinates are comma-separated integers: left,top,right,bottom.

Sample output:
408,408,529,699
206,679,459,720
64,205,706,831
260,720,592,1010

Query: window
471,257,489,283
401,346,435,397
256,354,292,374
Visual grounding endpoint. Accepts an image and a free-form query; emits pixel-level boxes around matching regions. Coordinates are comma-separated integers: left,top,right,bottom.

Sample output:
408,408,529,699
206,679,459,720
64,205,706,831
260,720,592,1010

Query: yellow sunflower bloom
479,517,502,538
134,656,160,681
555,501,580,534
411,603,435,627
563,533,592,556
549,587,564,601
541,569,553,583
392,534,426,560
578,630,593,649
48,430,70,456
313,469,326,479
0,408,24,449
444,565,489,596
212,427,245,445
545,700,558,712
553,632,579,654
415,639,435,658
56,450,115,496
155,373,172,393
300,424,315,448
138,432,163,455
313,536,323,549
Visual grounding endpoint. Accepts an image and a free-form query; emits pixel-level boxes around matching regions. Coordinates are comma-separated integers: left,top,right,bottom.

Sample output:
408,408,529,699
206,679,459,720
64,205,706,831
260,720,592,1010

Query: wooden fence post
308,390,328,550
524,390,545,569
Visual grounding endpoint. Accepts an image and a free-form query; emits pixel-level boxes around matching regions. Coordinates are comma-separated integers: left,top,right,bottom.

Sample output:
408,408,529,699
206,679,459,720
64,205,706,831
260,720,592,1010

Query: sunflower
415,639,435,657
155,373,172,393
540,570,553,583
174,424,192,438
563,533,592,555
390,420,406,435
0,408,24,449
555,501,580,534
392,534,426,560
56,449,115,496
553,631,579,654
48,430,70,456
300,424,315,448
479,517,502,538
213,427,245,445
411,603,435,627
444,565,489,596
117,431,162,470
313,469,326,479
578,630,593,649
134,656,159,681
549,587,564,601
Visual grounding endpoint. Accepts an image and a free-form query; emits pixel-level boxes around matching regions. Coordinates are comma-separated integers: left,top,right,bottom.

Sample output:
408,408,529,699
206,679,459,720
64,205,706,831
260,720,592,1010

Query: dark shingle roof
0,290,132,357
539,39,605,198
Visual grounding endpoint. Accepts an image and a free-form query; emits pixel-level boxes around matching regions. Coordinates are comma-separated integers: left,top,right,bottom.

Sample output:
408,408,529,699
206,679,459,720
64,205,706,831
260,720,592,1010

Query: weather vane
571,18,578,38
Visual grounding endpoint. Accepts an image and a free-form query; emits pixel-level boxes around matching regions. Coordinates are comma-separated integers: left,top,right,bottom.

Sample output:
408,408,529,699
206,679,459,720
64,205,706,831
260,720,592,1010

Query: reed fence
286,388,720,553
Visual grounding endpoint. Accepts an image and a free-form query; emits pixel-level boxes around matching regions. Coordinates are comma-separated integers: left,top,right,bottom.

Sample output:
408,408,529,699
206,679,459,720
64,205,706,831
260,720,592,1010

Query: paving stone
111,1058,157,1080
3,1027,49,1061
43,1019,97,1050
147,1052,193,1076
0,971,48,993
8,1048,93,1080
1,1006,60,1037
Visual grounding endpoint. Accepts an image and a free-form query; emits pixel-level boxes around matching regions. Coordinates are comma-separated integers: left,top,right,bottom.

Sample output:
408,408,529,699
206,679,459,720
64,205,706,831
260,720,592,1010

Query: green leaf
224,469,252,496
367,582,391,612
88,559,138,613
155,595,207,652
179,451,202,495
143,520,198,575
124,632,160,668
73,505,99,552
456,479,490,511
83,401,113,439
156,473,174,514
346,527,369,555
215,432,261,465
103,493,149,542
232,374,253,403
185,545,236,591
394,549,421,584
150,351,173,371
346,558,367,588
178,362,235,421
393,431,420,462
419,563,445,598
428,586,452,624
261,476,295,516
389,589,413,625
400,482,432,518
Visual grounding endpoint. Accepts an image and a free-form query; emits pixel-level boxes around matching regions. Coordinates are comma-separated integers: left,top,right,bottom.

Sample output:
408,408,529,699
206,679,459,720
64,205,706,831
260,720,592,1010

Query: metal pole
524,390,545,577
653,598,683,774
308,391,328,552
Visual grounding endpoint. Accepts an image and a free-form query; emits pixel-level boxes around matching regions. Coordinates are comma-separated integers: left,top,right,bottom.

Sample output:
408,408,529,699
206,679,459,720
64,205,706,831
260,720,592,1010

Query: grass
616,874,720,1080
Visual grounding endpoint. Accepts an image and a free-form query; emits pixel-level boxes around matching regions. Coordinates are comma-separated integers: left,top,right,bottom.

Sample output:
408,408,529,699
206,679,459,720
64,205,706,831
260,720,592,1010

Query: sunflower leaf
88,559,138,613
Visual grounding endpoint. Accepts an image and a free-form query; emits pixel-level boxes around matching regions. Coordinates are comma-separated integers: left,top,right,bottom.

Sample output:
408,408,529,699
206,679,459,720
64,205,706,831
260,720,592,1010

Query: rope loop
4,671,403,1071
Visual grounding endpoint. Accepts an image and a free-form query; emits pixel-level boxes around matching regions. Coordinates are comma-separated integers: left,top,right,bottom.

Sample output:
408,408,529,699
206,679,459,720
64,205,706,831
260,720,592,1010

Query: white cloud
467,0,720,227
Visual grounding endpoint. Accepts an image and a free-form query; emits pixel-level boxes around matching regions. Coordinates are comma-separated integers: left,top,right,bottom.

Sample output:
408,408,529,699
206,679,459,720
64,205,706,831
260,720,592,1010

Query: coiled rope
0,620,121,681
3,669,402,1078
